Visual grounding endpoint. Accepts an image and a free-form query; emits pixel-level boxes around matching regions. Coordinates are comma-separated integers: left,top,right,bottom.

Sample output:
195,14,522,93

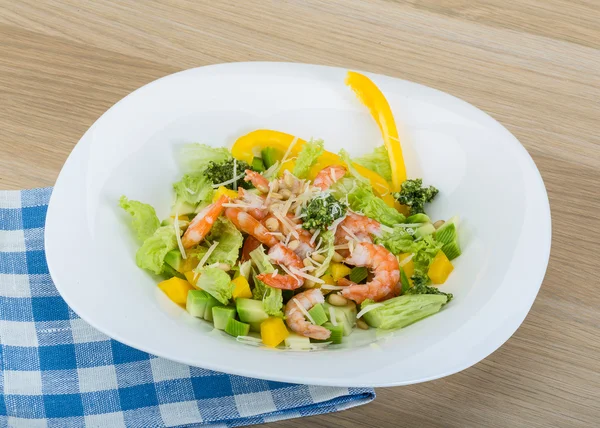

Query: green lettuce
249,246,283,316
411,235,443,280
313,231,335,278
361,294,449,329
293,139,324,178
196,267,234,305
119,196,160,242
205,218,244,266
172,173,214,206
354,146,392,182
375,227,414,254
179,143,231,173
336,179,405,226
135,226,178,275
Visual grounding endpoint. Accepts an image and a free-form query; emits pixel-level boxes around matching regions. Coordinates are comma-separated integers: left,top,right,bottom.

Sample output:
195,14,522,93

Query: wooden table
2,1,599,426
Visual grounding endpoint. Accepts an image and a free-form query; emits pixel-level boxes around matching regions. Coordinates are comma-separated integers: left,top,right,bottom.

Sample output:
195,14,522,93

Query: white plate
45,62,551,387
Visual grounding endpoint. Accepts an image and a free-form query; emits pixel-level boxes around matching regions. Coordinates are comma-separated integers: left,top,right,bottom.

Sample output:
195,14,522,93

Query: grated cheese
173,211,187,260
309,229,320,245
280,137,299,167
197,241,219,268
342,225,362,242
398,253,414,267
320,284,346,291
211,171,246,189
293,298,316,325
289,267,325,284
356,303,384,319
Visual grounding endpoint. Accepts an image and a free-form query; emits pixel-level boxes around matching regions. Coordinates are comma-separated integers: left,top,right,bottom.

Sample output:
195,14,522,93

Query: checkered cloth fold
0,188,374,427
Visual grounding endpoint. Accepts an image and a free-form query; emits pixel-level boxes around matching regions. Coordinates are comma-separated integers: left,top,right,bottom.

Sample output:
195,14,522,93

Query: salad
119,71,461,350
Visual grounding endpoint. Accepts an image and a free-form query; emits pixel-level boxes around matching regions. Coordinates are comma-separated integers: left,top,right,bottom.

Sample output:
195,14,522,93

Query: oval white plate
45,62,551,387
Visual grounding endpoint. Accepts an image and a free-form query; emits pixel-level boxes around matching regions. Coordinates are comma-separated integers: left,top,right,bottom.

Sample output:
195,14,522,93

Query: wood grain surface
1,1,599,427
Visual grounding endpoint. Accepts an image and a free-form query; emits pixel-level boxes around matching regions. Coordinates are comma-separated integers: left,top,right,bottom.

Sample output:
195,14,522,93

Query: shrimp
244,170,270,193
225,207,278,248
313,165,346,190
334,212,381,256
237,188,268,220
285,289,331,340
256,243,304,290
181,195,228,248
339,242,400,304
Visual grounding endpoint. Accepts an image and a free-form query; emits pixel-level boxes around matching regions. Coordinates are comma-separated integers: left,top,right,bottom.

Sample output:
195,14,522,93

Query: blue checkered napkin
0,188,374,427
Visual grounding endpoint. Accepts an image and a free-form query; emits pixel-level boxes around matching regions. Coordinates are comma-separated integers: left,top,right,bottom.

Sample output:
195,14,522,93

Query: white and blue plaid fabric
0,188,374,427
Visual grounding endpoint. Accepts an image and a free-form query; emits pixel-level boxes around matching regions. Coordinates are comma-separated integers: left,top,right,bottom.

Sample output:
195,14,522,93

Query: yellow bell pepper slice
330,263,352,282
231,130,304,164
260,317,290,347
428,251,454,284
213,186,238,202
231,276,253,299
345,71,407,191
183,271,201,288
158,277,195,306
398,253,415,280
232,129,395,206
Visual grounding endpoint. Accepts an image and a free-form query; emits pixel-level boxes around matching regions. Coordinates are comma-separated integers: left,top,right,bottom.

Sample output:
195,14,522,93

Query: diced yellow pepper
330,263,352,282
170,214,189,221
428,251,454,285
183,271,201,288
231,276,253,299
260,317,290,347
318,274,335,294
213,186,238,202
158,277,195,306
346,71,407,191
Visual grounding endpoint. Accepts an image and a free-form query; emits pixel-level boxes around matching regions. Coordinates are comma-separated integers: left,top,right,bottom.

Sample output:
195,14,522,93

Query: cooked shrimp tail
340,242,400,303
244,170,270,193
225,207,279,247
285,289,331,340
256,243,304,289
181,195,228,248
313,165,346,190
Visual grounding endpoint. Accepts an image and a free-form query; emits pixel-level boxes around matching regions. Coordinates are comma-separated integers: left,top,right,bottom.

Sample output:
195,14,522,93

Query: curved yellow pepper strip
345,71,407,191
231,130,304,164
231,129,395,206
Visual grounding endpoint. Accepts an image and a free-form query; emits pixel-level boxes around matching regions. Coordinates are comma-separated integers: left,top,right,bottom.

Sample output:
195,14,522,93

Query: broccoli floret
405,281,453,303
203,159,252,190
301,194,347,231
393,179,439,215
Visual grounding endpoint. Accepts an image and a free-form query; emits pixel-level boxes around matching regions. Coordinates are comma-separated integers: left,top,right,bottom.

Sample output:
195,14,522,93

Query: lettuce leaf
179,143,231,173
360,294,448,329
411,235,443,278
190,218,244,267
135,226,178,275
313,230,335,278
293,139,324,178
196,267,233,305
119,196,160,242
172,173,214,206
339,181,405,226
249,246,282,316
375,227,414,254
354,146,392,182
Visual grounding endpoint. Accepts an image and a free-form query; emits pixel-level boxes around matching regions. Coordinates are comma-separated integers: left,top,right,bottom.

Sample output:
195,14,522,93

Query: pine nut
288,240,300,251
284,172,295,188
433,220,445,229
280,189,292,199
303,280,316,289
356,319,369,330
328,293,347,306
265,217,280,232
216,263,231,271
303,257,313,267
270,180,279,193
269,192,283,200
331,252,344,262
311,252,326,263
